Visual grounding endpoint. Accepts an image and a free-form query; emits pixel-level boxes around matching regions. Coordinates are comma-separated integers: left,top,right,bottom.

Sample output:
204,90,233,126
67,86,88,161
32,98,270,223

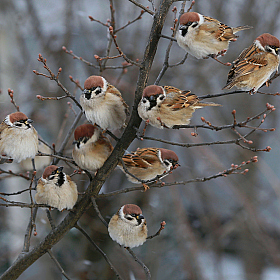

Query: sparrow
223,33,280,93
72,123,113,172
80,75,130,130
35,165,78,211
120,147,179,183
138,85,220,129
108,204,148,248
0,112,38,163
176,12,252,60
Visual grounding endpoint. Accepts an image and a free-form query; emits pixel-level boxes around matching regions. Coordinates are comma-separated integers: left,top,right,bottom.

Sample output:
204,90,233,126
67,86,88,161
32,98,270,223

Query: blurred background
1,0,280,279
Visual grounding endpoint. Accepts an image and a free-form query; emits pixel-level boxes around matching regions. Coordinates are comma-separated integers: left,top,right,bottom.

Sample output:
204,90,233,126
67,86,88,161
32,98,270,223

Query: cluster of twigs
1,0,280,279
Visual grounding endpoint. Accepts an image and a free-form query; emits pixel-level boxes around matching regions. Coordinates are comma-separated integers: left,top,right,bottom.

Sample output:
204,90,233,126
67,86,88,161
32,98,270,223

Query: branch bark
0,1,174,279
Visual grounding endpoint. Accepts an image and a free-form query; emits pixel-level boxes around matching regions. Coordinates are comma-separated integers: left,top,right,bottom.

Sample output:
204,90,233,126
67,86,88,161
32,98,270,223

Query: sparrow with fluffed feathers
176,12,252,62
0,112,38,163
72,124,113,172
120,147,179,183
223,33,280,93
138,85,220,129
80,75,129,130
108,204,148,248
35,165,78,211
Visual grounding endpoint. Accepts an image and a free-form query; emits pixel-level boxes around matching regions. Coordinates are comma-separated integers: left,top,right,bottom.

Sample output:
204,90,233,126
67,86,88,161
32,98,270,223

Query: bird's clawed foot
208,52,231,66
156,117,168,128
142,183,150,192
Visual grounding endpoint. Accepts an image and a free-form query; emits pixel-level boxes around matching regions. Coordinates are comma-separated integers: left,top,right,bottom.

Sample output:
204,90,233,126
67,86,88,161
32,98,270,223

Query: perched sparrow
108,204,148,248
35,165,78,211
176,12,252,60
223,33,280,93
138,85,220,129
80,75,129,130
72,123,113,172
120,147,179,183
0,112,38,163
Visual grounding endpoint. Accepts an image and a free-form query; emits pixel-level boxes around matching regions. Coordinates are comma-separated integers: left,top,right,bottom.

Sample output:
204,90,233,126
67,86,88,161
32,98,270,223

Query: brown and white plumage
108,204,148,248
80,76,129,130
176,12,252,59
0,112,38,163
72,124,113,172
35,165,78,211
223,33,280,93
120,147,179,183
138,85,220,129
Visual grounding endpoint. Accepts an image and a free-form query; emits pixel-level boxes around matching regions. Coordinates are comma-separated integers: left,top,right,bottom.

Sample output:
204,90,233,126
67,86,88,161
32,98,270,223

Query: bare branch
75,224,123,280
125,247,151,280
128,0,154,15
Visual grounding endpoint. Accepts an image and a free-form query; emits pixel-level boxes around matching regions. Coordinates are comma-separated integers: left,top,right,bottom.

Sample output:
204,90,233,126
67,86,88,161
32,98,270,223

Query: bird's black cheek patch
57,172,65,187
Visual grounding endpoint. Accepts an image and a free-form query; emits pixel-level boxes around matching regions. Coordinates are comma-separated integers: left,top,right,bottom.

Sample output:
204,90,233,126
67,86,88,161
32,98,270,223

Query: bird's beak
72,140,78,145
136,214,144,220
26,119,33,124
149,95,155,101
57,166,64,173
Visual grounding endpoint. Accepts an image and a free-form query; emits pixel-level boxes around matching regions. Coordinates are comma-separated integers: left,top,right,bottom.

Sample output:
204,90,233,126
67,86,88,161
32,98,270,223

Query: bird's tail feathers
232,25,253,34
195,102,222,107
222,82,235,90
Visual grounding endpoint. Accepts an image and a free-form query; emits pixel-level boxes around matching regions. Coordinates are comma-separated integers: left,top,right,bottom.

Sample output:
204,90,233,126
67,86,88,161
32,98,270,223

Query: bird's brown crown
74,124,97,140
179,12,200,25
9,112,28,123
123,204,142,215
84,75,104,89
256,33,280,48
159,148,179,162
143,85,163,97
42,165,59,179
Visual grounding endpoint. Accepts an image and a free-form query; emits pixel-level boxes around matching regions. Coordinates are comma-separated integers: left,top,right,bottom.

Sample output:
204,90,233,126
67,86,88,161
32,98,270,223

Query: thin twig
115,10,146,33
22,207,38,253
109,26,141,67
34,54,82,110
91,197,108,227
98,156,256,198
8,89,20,111
47,250,72,280
75,224,123,280
147,221,166,239
126,247,151,280
46,209,56,230
128,0,154,15
0,169,30,180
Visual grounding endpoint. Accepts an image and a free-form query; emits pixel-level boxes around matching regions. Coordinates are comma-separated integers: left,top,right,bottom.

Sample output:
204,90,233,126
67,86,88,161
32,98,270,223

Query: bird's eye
159,95,164,100
95,88,102,95
14,123,22,127
192,22,198,28
164,160,170,166
51,171,56,175
142,99,147,103
126,217,133,221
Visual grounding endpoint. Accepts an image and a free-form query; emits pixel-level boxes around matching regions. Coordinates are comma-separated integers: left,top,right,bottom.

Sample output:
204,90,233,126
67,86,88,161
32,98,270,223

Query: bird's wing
226,44,268,81
0,121,8,140
203,16,235,41
122,148,159,168
163,86,199,111
107,83,130,116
